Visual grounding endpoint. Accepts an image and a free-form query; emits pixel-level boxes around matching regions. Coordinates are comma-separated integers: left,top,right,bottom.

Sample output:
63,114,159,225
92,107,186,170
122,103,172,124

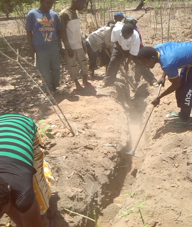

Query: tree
0,0,33,19
134,0,145,11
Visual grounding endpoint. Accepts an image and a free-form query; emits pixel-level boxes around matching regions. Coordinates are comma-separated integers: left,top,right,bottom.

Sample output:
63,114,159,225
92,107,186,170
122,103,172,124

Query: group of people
1,0,192,226
25,0,158,92
25,0,192,126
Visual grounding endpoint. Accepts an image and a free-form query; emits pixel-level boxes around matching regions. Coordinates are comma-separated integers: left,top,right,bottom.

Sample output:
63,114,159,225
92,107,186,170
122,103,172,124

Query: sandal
166,112,179,119
171,120,191,128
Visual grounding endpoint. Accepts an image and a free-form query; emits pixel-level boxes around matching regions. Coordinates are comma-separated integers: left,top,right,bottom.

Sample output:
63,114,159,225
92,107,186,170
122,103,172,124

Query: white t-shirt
67,18,82,50
111,22,140,56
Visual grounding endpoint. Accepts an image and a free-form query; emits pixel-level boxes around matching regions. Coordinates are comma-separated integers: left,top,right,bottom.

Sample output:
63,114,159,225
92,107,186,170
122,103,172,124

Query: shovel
127,84,162,157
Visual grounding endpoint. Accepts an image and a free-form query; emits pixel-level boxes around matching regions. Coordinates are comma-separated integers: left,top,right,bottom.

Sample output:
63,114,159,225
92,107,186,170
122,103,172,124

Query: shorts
0,157,36,213
0,131,53,215
65,48,88,80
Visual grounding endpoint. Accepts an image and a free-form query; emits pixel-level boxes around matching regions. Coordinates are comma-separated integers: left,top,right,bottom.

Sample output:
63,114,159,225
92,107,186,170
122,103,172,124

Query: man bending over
137,42,192,127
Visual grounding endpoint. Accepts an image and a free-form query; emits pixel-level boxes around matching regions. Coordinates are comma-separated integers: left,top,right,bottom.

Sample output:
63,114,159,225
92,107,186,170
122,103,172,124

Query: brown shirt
59,8,82,50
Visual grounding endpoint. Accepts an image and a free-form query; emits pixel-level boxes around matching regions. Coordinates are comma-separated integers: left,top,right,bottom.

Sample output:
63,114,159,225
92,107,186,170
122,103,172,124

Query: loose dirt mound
111,83,192,227
44,86,131,226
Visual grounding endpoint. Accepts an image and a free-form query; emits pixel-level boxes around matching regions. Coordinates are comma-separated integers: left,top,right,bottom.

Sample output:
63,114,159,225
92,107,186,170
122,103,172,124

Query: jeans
36,40,60,89
103,43,156,86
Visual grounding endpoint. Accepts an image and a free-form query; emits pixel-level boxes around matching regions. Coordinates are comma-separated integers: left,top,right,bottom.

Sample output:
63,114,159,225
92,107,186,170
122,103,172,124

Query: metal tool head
126,150,142,158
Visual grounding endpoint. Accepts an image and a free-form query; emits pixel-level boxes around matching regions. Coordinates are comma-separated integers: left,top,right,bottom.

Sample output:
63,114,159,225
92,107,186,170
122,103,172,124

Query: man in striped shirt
0,114,51,227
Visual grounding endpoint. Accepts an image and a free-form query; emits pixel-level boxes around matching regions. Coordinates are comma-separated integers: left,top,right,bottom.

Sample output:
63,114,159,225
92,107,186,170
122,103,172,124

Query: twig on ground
64,208,95,223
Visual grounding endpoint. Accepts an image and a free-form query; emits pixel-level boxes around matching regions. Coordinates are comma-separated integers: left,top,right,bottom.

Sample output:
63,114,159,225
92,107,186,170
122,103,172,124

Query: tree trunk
134,0,145,11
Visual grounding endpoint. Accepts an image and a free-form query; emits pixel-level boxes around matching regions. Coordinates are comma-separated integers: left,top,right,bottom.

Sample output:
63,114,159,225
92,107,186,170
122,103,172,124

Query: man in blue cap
114,12,125,22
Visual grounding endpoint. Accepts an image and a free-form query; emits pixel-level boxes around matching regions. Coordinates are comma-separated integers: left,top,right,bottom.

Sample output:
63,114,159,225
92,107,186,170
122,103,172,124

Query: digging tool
127,84,162,157
115,42,136,91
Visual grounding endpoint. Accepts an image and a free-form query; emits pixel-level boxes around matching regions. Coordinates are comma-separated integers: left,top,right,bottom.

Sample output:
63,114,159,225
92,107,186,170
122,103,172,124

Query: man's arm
158,71,166,86
152,76,181,106
26,31,35,59
59,12,74,57
57,29,65,58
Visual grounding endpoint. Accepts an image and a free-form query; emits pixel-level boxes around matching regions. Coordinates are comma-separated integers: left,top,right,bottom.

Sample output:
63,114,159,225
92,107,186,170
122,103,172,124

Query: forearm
159,83,180,99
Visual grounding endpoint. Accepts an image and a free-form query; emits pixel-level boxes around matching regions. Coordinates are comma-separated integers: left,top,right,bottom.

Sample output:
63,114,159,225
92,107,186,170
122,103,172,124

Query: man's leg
133,58,157,85
175,86,182,108
65,50,82,89
180,68,192,122
36,48,52,89
50,41,61,90
75,48,90,86
7,203,23,227
21,197,43,227
86,42,97,79
103,44,125,86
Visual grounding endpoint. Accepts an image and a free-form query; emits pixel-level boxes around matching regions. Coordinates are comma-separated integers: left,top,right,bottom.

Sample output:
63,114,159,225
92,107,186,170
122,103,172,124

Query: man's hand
158,72,166,87
60,48,65,58
158,76,165,87
67,48,74,58
152,96,160,106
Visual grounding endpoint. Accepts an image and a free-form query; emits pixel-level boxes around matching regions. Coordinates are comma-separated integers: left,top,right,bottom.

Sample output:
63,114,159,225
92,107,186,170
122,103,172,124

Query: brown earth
1,2,192,227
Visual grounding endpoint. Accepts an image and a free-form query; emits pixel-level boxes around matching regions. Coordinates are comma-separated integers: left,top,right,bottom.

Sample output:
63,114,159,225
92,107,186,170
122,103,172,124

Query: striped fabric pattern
0,114,37,166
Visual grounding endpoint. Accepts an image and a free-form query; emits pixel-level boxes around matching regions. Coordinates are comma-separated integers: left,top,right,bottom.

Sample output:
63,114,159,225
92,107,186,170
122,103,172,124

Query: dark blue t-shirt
25,9,60,50
155,42,192,79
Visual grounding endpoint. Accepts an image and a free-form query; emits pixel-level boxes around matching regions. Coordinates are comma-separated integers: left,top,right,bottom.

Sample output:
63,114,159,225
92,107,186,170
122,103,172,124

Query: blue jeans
36,40,60,89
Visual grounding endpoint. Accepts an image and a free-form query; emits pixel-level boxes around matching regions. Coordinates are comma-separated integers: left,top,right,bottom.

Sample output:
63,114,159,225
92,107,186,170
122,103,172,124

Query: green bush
0,0,34,18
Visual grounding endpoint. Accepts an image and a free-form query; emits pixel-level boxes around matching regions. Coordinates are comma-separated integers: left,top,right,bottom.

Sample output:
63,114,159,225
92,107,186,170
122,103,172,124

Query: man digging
137,42,192,127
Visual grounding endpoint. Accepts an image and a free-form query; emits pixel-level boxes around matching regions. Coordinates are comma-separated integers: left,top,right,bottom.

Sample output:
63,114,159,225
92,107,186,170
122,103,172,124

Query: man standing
59,0,91,90
137,42,192,127
26,0,61,92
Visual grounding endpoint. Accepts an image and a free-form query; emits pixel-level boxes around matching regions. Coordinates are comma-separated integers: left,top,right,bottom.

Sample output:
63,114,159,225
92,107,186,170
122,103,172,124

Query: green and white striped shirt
0,114,37,166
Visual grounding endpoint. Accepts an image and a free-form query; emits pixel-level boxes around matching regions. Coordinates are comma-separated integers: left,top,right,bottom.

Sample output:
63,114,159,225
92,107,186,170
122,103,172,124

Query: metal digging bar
127,84,162,157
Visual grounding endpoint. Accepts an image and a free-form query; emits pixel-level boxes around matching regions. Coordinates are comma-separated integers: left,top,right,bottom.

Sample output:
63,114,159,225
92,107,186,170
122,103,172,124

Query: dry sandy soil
1,2,192,227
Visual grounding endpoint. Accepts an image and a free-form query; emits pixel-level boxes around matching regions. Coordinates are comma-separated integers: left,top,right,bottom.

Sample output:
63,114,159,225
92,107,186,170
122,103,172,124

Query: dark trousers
103,43,156,86
86,41,97,70
176,66,192,121
86,41,110,70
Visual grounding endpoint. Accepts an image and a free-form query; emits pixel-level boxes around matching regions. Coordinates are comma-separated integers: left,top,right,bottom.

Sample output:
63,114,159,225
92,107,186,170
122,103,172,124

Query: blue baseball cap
114,12,124,18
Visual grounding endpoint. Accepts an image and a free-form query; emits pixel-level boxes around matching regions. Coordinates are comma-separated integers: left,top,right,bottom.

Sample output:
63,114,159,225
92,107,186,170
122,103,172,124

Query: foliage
119,192,149,227
0,0,33,18
37,119,55,139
